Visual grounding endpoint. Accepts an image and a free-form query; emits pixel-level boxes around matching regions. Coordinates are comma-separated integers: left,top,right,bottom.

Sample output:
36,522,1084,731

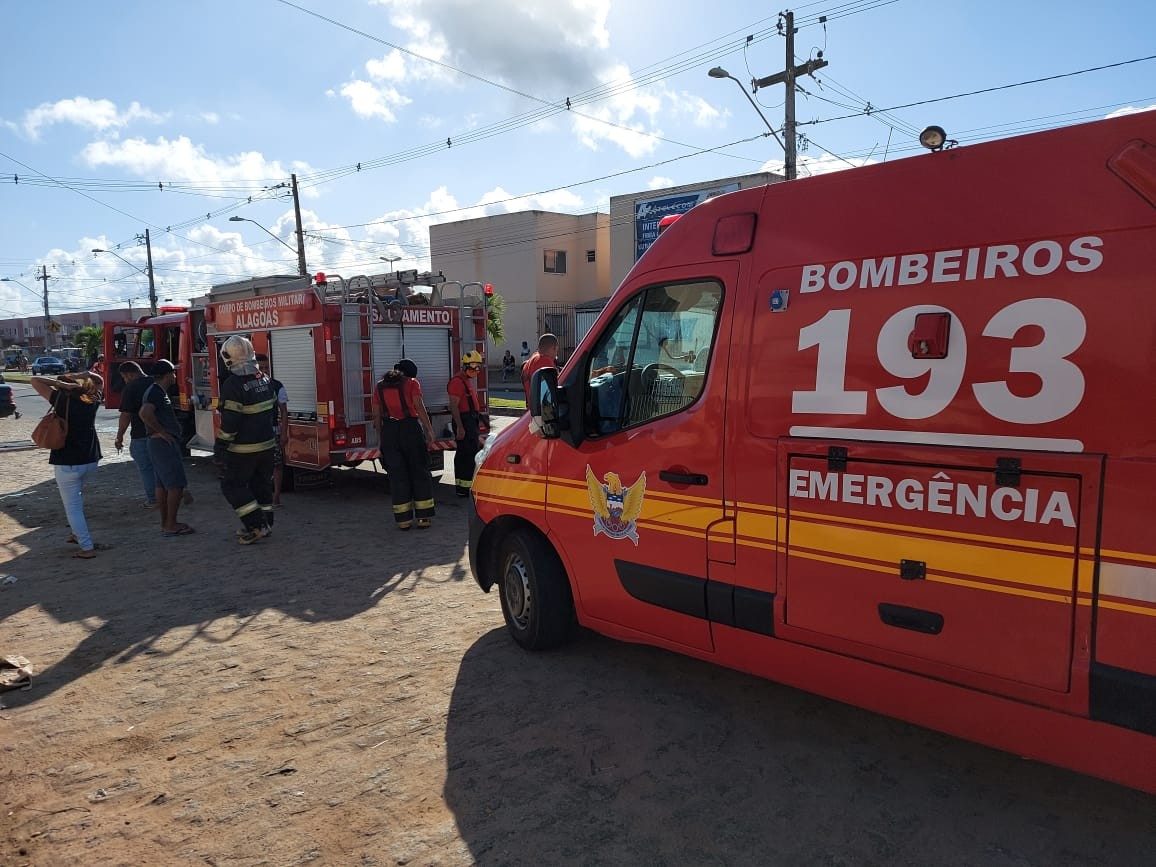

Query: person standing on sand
113,361,157,509
29,371,112,559
138,359,195,537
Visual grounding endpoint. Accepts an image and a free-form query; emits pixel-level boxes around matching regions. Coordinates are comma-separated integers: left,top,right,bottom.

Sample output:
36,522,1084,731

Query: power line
802,53,1156,126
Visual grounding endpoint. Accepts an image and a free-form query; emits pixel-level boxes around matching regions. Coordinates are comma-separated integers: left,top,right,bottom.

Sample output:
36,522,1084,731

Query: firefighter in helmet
374,358,437,530
448,350,486,497
214,335,277,544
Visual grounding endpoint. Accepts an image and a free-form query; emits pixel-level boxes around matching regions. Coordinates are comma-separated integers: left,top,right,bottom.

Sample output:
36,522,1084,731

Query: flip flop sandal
161,526,196,537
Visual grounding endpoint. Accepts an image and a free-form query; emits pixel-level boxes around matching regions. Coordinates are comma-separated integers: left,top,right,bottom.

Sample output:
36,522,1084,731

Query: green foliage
485,292,505,344
73,325,104,360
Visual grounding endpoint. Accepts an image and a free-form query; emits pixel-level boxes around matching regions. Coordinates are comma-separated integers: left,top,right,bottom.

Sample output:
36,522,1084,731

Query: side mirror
529,367,562,439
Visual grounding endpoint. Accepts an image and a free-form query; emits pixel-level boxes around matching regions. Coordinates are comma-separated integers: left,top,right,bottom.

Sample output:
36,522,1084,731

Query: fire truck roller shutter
269,328,318,417
372,325,453,413
342,309,367,427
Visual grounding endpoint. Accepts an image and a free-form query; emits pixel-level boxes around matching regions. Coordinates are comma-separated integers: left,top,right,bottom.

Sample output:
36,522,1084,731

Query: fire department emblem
586,466,646,545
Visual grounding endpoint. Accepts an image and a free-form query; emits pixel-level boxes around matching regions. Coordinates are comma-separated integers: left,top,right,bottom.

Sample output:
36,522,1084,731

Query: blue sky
1,0,1153,320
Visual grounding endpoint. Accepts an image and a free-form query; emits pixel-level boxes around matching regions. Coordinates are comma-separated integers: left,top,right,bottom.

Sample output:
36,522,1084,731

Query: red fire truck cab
468,112,1156,793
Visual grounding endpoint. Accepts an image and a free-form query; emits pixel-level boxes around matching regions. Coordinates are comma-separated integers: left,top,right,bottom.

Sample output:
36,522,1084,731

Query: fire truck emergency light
484,283,494,296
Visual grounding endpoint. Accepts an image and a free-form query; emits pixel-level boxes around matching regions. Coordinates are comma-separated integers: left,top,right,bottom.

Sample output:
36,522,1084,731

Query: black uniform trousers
221,449,275,531
382,418,435,525
454,412,482,495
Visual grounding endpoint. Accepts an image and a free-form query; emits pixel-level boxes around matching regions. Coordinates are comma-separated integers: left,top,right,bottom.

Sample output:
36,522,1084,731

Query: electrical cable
802,54,1156,126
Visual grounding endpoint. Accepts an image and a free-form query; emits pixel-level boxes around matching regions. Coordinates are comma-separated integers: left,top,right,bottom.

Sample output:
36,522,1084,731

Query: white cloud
336,79,413,123
373,0,610,91
15,97,164,139
647,176,674,190
200,112,220,124
1105,104,1156,119
668,92,724,128
80,136,318,196
365,49,409,82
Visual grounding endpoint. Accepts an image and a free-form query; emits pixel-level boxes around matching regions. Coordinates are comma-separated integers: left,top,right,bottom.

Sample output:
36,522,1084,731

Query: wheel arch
475,514,542,592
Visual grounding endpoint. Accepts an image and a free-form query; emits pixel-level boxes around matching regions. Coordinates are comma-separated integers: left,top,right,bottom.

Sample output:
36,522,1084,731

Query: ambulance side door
547,266,735,653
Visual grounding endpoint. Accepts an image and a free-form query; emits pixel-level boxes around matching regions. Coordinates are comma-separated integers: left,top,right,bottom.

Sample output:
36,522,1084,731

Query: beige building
0,307,133,352
608,171,782,290
430,210,610,362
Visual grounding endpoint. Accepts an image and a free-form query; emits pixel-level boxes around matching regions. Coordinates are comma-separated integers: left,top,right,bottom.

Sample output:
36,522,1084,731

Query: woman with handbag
29,372,110,559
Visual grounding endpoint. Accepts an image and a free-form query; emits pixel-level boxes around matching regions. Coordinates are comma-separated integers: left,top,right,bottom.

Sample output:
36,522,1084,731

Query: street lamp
380,256,402,272
1,276,53,350
92,247,157,316
707,66,789,174
229,216,307,277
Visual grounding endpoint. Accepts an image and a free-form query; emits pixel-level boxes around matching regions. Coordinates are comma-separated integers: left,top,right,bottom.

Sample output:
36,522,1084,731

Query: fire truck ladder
337,275,378,440
441,281,490,407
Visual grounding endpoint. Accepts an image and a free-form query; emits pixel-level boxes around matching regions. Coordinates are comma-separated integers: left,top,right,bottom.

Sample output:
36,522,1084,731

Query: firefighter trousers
221,449,275,531
454,413,482,496
382,418,434,526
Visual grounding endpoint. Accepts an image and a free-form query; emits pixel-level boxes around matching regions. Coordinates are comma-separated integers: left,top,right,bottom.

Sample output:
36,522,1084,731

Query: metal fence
536,303,576,362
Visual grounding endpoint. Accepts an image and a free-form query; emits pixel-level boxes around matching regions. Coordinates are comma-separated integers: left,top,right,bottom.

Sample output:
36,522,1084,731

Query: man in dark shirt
139,359,194,536
113,361,157,508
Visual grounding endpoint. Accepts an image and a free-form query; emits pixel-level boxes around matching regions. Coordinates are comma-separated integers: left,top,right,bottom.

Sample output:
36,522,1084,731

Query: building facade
430,210,610,363
0,307,134,351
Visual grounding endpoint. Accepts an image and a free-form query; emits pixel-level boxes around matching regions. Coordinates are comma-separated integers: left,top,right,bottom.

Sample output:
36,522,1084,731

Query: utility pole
144,228,158,315
753,10,828,180
39,265,53,351
290,173,308,277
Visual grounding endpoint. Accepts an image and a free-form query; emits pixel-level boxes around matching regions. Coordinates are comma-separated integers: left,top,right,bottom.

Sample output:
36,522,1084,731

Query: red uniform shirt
448,373,480,414
377,376,422,419
521,352,555,401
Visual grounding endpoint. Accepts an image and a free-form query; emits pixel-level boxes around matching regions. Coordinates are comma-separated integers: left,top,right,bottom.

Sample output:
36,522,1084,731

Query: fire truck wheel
497,529,575,651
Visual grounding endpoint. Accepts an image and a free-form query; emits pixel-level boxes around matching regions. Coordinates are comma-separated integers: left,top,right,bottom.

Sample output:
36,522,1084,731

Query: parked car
31,356,66,375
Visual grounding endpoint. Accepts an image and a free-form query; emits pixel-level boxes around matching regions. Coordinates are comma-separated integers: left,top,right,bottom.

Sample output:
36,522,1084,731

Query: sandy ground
1,397,1155,867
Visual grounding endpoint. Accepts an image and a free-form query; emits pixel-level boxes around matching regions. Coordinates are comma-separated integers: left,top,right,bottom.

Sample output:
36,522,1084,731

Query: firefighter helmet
220,335,256,369
462,350,484,366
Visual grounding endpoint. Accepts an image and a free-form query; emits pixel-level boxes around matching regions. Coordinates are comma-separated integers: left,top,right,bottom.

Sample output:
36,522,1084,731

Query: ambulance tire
497,528,575,651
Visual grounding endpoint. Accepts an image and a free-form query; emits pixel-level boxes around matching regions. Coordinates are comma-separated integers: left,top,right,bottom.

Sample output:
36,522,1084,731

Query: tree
485,292,505,344
73,325,104,361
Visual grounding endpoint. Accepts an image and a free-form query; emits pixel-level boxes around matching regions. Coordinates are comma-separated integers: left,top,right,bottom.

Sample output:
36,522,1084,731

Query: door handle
878,603,944,635
660,470,708,486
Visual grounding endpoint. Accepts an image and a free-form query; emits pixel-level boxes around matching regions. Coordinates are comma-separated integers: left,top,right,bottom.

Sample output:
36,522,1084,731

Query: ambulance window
585,280,721,435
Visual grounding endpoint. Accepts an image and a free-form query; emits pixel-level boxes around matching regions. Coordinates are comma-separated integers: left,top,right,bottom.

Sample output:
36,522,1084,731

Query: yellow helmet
461,350,484,366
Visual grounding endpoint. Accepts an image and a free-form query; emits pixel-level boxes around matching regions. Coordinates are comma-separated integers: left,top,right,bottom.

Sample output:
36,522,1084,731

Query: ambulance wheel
497,528,575,650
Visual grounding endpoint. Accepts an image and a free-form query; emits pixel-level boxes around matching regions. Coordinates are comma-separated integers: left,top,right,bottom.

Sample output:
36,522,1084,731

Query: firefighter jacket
216,372,276,454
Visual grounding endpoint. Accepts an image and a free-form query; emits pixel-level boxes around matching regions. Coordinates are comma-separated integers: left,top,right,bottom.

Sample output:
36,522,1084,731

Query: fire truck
469,112,1156,793
103,270,490,482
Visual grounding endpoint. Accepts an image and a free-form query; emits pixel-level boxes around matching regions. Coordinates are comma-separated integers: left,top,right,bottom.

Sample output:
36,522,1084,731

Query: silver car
31,356,66,375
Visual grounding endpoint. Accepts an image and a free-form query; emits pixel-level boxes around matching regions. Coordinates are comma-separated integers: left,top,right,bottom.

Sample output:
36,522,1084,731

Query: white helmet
220,335,256,369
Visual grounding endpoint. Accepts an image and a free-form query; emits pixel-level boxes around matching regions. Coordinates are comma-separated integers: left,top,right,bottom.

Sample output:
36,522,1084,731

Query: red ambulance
468,112,1156,793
